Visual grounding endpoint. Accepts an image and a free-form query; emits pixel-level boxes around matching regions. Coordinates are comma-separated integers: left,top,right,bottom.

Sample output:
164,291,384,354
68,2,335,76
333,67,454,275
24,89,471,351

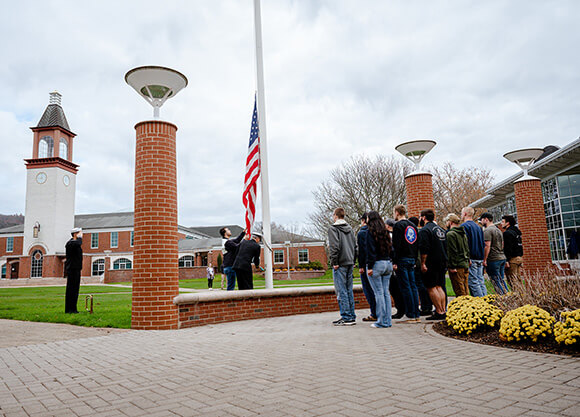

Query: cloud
1,0,579,229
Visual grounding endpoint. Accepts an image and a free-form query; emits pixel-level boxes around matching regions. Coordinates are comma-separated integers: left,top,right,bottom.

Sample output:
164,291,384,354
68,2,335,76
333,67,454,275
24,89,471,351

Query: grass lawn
0,272,474,329
0,286,133,329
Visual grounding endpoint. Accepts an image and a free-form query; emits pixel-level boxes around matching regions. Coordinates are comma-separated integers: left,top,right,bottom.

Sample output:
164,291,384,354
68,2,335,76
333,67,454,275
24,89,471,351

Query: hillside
0,214,24,229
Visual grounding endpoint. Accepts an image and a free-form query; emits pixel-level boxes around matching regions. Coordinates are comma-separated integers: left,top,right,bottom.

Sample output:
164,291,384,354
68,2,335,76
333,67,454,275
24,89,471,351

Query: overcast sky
1,1,579,229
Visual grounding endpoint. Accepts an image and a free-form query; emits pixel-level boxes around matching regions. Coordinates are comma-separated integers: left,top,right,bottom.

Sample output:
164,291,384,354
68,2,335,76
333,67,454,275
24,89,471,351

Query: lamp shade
503,148,544,178
395,139,437,171
125,66,188,118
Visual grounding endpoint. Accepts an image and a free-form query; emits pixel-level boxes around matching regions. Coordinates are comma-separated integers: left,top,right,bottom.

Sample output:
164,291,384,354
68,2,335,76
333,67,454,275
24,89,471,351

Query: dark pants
65,269,81,313
234,268,253,290
390,270,405,316
360,271,377,318
208,278,213,288
415,266,433,313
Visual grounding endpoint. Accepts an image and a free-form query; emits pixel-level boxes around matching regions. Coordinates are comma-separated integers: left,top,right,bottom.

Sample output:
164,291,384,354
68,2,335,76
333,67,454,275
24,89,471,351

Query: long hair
367,211,391,255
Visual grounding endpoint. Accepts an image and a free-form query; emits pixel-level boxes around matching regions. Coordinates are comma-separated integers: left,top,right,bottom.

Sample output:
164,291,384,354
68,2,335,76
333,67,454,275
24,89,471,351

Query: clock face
63,175,70,186
36,172,47,184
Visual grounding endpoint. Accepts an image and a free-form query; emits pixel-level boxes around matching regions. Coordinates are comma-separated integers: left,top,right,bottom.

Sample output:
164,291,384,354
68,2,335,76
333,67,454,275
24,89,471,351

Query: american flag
243,97,261,235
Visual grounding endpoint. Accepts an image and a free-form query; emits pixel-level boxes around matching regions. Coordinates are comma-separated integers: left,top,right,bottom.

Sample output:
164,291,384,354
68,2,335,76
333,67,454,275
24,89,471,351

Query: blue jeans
468,260,487,297
368,260,393,328
333,265,356,322
360,271,377,318
224,266,236,291
486,259,509,295
396,257,420,319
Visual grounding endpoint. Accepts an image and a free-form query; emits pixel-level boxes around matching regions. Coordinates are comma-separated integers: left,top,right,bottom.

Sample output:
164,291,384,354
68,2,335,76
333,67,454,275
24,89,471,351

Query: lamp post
284,240,291,281
125,66,187,330
395,140,437,218
503,148,552,273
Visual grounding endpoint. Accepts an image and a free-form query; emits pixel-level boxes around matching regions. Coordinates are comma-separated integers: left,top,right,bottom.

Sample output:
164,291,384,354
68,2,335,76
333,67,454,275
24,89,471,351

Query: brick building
0,93,327,281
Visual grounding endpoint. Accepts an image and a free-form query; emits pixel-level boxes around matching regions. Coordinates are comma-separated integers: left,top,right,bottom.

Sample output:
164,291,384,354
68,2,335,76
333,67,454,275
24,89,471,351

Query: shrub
554,309,580,346
499,305,555,343
495,269,580,316
446,296,504,335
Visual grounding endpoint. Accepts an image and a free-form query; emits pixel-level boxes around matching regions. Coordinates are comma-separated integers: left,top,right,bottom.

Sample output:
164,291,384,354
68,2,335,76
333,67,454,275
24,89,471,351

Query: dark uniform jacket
392,219,419,264
233,239,261,271
65,237,83,272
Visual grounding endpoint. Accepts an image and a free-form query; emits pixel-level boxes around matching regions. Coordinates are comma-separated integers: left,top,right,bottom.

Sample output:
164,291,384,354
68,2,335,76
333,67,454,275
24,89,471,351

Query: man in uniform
65,227,83,314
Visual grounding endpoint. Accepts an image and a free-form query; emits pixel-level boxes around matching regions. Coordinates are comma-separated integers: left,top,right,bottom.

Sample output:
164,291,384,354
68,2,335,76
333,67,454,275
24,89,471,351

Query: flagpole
253,0,273,289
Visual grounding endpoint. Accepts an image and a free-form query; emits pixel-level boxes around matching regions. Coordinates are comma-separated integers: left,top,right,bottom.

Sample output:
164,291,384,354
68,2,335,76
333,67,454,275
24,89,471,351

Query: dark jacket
65,237,83,272
503,225,523,259
233,239,261,271
446,226,470,269
222,231,245,268
462,220,485,260
392,219,418,264
418,222,447,268
356,225,368,268
365,230,392,270
328,220,356,266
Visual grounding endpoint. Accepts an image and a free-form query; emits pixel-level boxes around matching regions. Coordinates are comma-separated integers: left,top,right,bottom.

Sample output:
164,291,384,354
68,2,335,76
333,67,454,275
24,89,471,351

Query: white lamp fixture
32,222,41,239
125,66,188,118
503,148,544,180
395,140,437,172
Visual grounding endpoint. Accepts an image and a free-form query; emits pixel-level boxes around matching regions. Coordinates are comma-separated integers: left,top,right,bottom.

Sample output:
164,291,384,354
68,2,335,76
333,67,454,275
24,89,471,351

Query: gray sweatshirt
328,220,356,266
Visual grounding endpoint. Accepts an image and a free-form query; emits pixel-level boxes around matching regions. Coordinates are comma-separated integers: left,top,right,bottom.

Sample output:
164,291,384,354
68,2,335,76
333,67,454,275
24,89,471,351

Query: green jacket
446,226,470,269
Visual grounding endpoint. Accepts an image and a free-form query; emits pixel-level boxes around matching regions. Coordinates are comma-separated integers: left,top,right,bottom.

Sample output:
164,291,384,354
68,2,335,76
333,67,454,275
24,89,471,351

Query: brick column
405,172,435,219
132,120,179,330
513,177,552,273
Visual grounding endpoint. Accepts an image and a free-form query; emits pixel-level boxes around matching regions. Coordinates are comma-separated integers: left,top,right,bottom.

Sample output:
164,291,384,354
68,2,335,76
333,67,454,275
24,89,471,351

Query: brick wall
0,236,24,257
105,269,133,283
175,285,367,328
405,172,435,219
132,120,179,330
83,231,133,254
514,178,552,273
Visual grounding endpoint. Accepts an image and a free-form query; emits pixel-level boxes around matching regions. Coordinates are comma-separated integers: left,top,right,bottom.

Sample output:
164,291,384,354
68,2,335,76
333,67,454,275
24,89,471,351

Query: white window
59,138,68,159
31,250,43,277
298,249,309,264
92,259,105,276
113,258,132,270
179,255,194,268
38,136,53,158
1,264,6,279
110,232,118,248
6,237,14,252
91,233,99,249
274,250,284,264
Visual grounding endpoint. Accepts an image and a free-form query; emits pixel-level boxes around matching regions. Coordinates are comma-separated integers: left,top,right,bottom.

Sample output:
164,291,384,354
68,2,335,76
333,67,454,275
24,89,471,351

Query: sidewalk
1,312,579,417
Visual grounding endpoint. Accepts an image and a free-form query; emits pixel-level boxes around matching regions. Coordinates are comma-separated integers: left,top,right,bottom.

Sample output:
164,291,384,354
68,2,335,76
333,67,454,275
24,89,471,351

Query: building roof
178,237,223,251
35,104,73,133
186,225,244,239
471,138,580,208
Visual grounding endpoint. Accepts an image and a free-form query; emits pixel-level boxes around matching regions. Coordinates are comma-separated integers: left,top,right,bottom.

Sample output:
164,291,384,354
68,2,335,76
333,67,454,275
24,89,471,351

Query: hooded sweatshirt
328,219,356,266
446,225,470,269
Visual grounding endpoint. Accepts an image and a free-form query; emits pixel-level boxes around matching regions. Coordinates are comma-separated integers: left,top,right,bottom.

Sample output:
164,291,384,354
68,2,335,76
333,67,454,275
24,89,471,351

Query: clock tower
22,92,79,278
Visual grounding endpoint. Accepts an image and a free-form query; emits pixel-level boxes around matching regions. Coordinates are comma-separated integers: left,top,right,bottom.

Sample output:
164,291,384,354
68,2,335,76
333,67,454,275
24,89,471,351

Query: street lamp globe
503,148,544,179
125,66,188,119
395,139,437,172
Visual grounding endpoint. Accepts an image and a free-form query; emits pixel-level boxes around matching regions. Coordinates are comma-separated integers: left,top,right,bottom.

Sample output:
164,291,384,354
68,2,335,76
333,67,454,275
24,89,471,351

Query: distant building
0,93,327,280
471,138,580,263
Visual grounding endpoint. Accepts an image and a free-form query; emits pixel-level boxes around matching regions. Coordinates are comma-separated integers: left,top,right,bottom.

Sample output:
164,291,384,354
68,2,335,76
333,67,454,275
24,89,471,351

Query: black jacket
418,222,447,268
392,219,418,264
65,237,83,272
356,225,368,268
503,225,523,259
365,230,393,270
222,231,245,268
233,239,261,271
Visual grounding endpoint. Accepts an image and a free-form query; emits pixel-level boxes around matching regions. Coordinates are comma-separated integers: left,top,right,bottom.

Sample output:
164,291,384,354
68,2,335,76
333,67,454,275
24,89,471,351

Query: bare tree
431,162,494,222
307,155,412,239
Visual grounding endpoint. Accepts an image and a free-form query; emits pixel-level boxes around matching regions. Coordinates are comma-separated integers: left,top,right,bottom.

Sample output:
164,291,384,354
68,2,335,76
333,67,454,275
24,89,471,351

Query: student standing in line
365,211,394,329
357,212,377,322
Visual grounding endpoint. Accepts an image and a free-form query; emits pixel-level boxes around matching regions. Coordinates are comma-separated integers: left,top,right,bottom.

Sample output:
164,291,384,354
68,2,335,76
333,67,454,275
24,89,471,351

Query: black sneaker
420,310,433,316
426,312,446,321
344,320,356,326
333,319,356,326
392,312,405,319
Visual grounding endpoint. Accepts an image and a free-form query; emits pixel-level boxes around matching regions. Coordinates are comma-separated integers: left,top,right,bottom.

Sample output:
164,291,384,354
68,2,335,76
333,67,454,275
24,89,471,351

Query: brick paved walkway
1,312,579,416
